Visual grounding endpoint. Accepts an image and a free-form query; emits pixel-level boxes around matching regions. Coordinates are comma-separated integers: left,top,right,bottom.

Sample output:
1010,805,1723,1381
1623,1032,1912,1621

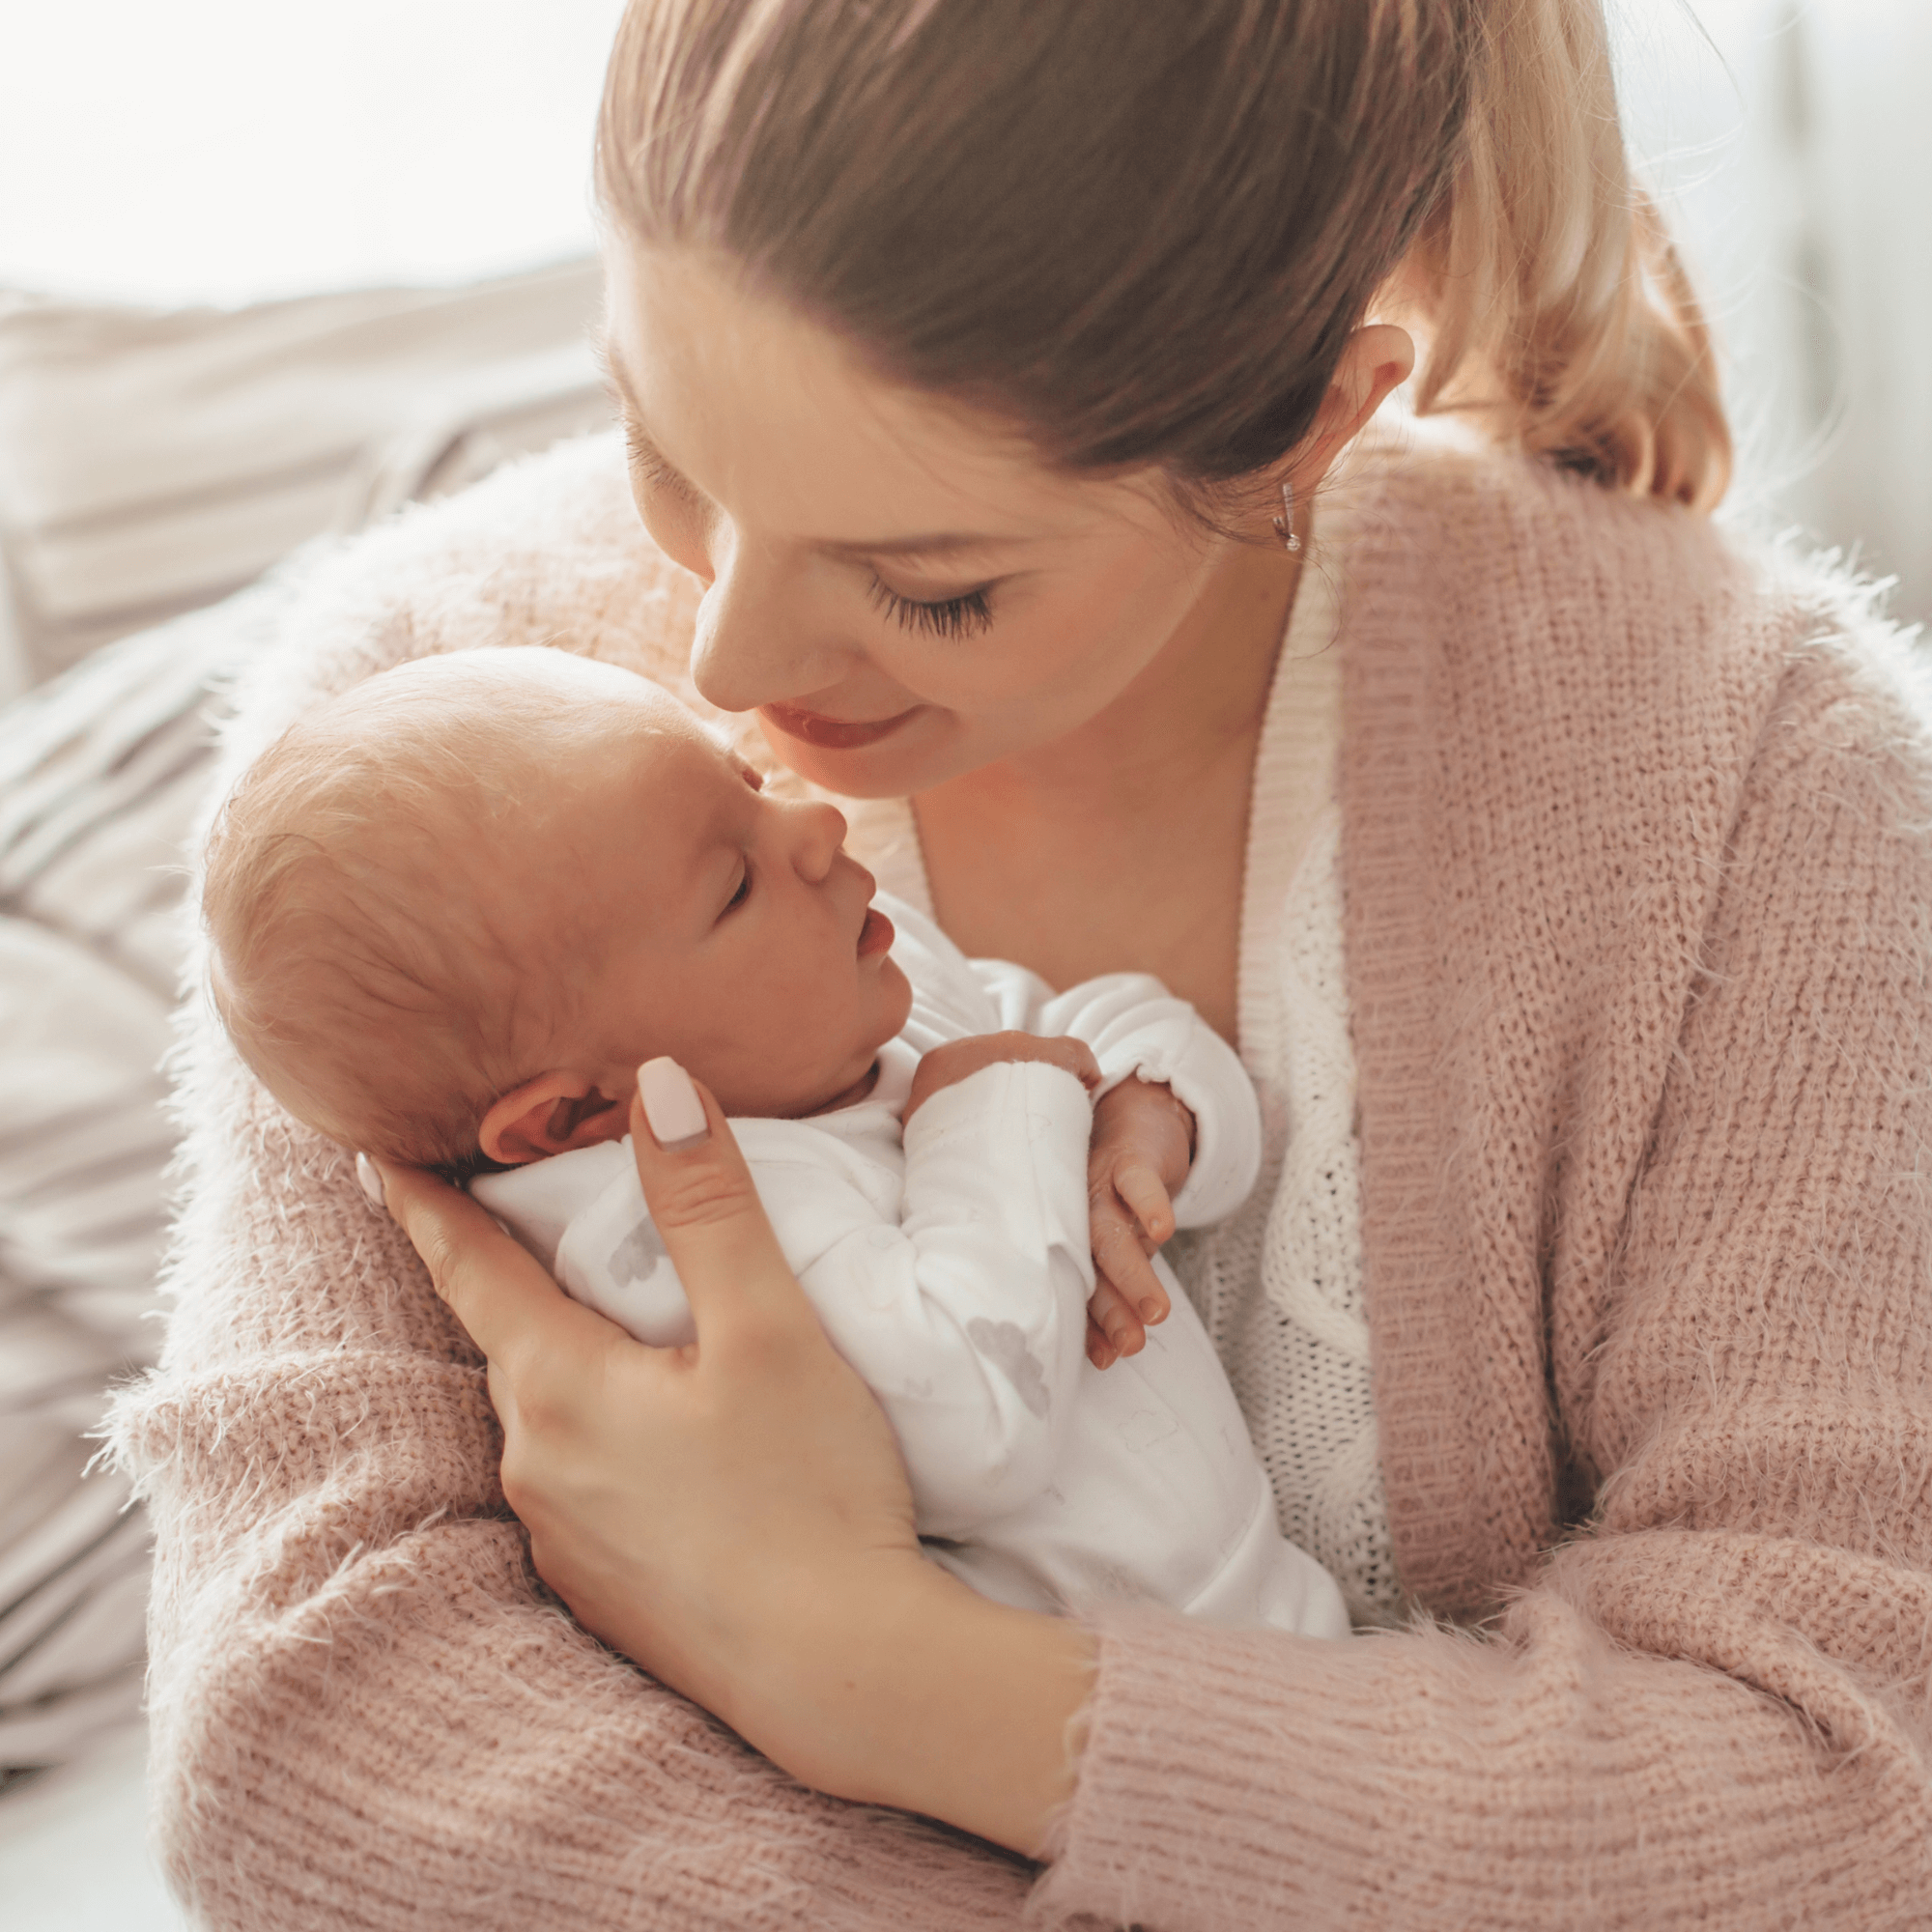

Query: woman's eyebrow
815,530,1026,562
596,328,1033,564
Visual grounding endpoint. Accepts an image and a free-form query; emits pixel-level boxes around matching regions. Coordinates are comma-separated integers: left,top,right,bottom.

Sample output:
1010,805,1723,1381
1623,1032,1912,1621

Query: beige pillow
0,258,622,1769
0,257,610,692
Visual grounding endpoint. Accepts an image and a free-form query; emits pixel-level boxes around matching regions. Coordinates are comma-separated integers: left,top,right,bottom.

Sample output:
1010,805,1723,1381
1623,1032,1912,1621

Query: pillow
0,585,291,1772
0,259,621,1771
0,256,610,692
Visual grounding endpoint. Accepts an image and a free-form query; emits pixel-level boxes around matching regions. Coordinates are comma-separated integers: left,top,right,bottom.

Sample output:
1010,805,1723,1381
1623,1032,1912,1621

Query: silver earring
1271,479,1302,554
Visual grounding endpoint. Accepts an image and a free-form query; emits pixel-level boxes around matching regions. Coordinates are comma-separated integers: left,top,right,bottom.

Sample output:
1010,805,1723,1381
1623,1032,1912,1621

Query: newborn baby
204,647,1348,1636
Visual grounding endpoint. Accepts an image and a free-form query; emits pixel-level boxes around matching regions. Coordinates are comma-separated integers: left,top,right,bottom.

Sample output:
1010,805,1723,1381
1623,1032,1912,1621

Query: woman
119,1,1932,1925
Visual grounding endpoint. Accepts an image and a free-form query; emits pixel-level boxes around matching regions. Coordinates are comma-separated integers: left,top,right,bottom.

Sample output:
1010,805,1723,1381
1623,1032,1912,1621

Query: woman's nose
688,539,852,714
785,799,848,883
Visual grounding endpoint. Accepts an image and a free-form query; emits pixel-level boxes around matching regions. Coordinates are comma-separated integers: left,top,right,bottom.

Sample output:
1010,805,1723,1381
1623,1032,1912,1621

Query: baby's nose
791,799,848,880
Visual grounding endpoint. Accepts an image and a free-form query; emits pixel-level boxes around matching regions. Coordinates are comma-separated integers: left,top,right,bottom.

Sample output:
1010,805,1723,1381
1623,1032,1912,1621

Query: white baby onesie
472,896,1349,1638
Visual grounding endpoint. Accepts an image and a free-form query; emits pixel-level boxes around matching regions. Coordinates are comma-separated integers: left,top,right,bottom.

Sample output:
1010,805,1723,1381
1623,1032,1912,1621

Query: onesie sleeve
780,1061,1096,1536
969,960,1263,1228
488,1069,1097,1536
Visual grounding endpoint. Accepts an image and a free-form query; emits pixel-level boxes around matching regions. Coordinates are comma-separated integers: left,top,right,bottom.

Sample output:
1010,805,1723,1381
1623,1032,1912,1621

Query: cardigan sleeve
111,1052,1036,1931
102,440,1037,1930
1031,639,1932,1926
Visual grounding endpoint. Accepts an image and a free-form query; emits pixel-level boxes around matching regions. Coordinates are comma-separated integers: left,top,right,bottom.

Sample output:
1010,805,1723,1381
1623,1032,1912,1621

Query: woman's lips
857,905,895,958
761,702,921,751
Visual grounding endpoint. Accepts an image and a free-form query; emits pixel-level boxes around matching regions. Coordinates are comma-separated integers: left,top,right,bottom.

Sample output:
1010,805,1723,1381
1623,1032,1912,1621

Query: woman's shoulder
1337,414,1927,762
1343,412,1748,616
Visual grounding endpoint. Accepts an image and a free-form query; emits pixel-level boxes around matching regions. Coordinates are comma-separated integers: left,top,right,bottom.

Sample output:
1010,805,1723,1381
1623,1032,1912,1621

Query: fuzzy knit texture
110,426,1932,1929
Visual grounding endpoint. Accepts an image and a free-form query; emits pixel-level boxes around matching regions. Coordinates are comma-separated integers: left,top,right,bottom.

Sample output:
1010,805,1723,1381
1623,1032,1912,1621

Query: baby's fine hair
202,649,593,1177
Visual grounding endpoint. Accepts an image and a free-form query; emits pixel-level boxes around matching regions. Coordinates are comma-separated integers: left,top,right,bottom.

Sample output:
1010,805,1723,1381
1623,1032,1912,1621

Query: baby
205,646,1348,1637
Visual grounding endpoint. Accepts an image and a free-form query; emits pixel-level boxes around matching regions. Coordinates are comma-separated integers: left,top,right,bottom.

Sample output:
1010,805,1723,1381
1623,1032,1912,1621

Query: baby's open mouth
858,905,895,957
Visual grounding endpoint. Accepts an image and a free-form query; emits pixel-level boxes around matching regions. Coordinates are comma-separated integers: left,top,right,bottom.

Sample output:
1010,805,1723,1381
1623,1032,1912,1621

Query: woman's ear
1321,321,1415,447
1271,322,1417,523
479,1071,629,1166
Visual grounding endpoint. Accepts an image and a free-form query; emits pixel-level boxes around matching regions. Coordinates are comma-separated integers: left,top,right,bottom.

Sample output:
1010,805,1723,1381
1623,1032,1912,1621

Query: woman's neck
913,539,1301,1038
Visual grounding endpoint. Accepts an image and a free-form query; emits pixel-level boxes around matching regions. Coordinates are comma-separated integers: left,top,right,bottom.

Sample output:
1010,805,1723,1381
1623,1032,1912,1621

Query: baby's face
490,669,914,1135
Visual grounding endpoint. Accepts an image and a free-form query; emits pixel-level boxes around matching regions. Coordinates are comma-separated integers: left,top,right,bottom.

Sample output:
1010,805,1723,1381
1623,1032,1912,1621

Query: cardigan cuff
1027,1605,1358,1928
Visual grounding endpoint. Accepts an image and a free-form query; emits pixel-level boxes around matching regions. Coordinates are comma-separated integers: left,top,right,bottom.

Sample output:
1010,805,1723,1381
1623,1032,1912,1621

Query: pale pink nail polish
355,1152,388,1213
639,1057,709,1150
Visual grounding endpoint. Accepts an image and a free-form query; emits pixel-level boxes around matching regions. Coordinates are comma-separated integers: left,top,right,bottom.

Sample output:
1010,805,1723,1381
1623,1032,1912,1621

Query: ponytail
1408,0,1732,510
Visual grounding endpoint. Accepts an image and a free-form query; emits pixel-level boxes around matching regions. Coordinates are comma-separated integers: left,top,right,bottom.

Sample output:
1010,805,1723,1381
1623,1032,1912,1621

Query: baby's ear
479,1072,627,1165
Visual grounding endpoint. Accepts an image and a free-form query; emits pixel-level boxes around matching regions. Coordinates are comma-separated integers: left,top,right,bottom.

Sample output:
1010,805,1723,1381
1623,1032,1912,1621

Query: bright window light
0,1,626,305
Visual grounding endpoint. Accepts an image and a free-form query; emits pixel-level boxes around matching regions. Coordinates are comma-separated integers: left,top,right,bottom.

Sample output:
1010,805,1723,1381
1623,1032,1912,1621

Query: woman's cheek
963,594,1159,715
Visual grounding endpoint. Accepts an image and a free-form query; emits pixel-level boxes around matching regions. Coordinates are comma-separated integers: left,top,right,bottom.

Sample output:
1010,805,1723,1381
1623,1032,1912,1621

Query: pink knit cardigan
112,430,1932,1929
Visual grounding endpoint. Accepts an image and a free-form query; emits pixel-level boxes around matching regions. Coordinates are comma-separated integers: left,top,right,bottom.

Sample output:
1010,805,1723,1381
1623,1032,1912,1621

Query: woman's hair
596,0,1730,514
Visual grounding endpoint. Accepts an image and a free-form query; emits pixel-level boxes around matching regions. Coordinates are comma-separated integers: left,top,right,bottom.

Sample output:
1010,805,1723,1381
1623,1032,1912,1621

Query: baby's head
204,648,912,1177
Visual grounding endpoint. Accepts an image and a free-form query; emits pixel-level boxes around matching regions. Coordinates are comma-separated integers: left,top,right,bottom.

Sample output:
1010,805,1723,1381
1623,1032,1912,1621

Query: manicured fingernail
1139,1298,1163,1323
639,1057,709,1150
355,1152,388,1213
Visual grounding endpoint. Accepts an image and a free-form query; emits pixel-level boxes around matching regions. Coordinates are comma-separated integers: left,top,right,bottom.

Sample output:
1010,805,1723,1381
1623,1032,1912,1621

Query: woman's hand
1084,1077,1196,1367
368,1059,1093,1854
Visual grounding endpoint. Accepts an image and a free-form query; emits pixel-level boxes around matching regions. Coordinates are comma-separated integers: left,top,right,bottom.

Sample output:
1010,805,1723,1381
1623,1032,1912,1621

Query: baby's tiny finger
1085,1313,1118,1371
1096,1214,1169,1328
1116,1162,1176,1246
1054,1037,1103,1090
1086,1268,1145,1360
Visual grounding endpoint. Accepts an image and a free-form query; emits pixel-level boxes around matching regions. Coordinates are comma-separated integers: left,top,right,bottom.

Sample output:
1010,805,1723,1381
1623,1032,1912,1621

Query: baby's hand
1085,1079,1195,1370
904,1032,1102,1124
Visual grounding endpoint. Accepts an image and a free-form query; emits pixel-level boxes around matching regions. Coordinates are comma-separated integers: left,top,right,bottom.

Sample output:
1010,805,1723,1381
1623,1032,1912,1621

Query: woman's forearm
745,1551,1095,1857
389,1076,1095,1861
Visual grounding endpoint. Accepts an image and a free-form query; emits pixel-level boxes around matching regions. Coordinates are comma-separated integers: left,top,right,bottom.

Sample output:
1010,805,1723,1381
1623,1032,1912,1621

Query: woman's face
599,234,1261,799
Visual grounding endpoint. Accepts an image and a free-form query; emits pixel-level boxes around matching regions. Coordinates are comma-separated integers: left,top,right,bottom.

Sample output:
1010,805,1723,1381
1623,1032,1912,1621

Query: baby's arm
902,1030,1102,1122
774,1057,1097,1536
967,963,1265,1348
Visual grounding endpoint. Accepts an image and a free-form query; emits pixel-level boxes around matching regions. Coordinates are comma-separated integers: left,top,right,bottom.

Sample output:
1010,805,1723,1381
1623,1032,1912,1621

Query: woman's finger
375,1156,613,1375
629,1058,811,1334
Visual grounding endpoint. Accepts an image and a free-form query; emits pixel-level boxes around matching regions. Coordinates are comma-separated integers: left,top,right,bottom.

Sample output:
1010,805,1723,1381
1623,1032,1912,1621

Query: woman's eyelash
724,866,751,913
611,407,701,505
633,438,696,501
867,578,995,640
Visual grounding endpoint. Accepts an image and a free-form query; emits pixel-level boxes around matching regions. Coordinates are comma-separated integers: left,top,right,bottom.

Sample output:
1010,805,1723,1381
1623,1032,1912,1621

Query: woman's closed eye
625,426,703,508
719,863,752,919
604,396,704,511
867,576,995,640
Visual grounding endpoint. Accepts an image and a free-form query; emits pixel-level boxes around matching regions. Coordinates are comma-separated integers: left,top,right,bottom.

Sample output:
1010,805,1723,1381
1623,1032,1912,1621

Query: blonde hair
1409,1,1730,509
597,0,1728,514
203,654,583,1176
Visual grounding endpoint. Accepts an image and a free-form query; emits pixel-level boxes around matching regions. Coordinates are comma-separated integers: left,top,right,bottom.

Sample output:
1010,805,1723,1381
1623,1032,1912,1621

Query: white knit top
855,538,1402,1627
